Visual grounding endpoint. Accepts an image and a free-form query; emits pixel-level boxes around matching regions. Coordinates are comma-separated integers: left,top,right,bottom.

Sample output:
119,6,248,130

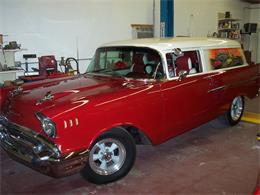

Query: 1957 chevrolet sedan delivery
0,38,259,184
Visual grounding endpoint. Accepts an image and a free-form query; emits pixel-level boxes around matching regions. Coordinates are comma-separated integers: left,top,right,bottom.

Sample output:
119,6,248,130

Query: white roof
102,37,241,51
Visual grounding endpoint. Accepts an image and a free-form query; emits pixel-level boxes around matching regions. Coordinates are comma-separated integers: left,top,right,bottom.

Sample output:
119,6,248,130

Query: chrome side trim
166,64,249,81
64,121,67,129
63,118,79,129
69,120,73,127
250,75,260,81
208,86,226,93
75,118,79,126
207,75,259,94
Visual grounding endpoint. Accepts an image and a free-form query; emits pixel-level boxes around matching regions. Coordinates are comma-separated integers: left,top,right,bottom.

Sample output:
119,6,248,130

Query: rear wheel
81,128,136,184
225,96,244,126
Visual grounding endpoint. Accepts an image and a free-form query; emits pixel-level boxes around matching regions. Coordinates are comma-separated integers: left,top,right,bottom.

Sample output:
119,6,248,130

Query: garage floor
1,97,259,194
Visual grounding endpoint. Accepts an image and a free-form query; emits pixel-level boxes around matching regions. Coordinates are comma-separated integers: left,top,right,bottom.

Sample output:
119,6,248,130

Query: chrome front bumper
0,116,89,177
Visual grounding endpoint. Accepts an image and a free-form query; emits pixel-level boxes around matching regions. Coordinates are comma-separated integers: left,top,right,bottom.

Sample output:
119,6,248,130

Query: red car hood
6,74,140,131
10,74,128,110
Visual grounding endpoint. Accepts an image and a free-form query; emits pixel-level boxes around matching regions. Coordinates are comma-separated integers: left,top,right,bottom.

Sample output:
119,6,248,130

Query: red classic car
0,38,259,184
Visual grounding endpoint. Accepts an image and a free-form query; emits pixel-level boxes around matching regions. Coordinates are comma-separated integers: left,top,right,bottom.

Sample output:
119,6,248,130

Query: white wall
244,4,260,63
174,0,249,37
1,0,153,72
0,1,3,33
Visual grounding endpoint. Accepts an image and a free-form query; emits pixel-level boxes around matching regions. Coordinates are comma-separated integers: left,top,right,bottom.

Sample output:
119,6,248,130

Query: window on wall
208,48,245,70
166,50,202,78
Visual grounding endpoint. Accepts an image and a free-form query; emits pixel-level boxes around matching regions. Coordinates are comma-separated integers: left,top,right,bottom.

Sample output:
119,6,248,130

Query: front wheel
225,96,244,126
81,128,136,184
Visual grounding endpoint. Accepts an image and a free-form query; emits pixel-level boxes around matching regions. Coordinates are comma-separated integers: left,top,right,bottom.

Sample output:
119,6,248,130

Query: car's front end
0,115,89,177
0,75,107,178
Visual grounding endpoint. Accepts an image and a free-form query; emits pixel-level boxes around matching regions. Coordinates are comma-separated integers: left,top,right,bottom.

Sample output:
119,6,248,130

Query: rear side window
208,48,245,70
166,50,202,78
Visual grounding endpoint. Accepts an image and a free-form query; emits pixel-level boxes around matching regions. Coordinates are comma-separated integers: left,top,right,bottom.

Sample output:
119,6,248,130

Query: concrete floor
1,97,259,194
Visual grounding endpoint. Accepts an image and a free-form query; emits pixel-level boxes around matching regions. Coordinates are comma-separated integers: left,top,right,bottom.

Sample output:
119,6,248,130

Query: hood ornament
35,91,54,106
9,86,23,98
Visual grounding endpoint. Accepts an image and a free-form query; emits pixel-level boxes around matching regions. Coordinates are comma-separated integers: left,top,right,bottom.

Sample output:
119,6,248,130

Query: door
160,50,216,140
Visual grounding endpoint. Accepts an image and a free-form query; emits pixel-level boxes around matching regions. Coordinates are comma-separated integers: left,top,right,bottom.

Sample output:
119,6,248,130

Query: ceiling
241,0,260,4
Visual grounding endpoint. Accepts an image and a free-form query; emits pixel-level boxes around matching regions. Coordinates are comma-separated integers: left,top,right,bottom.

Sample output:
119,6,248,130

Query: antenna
76,37,80,74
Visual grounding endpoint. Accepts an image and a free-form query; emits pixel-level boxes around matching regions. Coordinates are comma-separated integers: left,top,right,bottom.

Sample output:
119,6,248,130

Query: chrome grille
0,117,60,163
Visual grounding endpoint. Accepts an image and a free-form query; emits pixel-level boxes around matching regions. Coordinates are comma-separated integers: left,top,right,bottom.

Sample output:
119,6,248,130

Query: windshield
86,47,164,79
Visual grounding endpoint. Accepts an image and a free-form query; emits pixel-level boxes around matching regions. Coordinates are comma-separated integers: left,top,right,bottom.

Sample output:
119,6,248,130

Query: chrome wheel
89,138,126,176
230,96,243,121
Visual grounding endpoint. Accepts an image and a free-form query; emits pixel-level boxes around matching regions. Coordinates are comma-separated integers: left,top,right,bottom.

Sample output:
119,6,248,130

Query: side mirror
173,48,183,57
178,70,188,81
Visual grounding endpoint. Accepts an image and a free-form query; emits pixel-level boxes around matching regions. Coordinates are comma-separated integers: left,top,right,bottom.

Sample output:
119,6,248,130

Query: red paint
1,64,260,155
255,186,260,195
0,75,73,112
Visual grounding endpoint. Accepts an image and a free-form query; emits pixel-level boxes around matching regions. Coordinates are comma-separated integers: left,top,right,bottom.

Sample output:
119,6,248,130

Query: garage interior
0,0,260,194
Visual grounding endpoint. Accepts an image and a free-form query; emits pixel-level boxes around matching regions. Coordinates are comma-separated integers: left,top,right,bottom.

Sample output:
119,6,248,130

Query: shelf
218,18,241,22
3,48,27,52
217,15,241,41
219,37,241,40
218,28,238,31
227,37,241,40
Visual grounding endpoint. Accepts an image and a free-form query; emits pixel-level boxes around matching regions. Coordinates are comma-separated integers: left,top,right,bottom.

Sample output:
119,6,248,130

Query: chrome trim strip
75,118,79,126
207,74,258,94
166,64,249,81
69,120,73,127
250,75,260,81
208,86,226,93
64,120,67,129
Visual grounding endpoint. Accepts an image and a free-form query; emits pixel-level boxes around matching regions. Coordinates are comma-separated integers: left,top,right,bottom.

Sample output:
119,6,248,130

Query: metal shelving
218,18,241,40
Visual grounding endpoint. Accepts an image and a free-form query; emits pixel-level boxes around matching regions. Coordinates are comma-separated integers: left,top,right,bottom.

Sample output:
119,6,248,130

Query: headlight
35,112,56,138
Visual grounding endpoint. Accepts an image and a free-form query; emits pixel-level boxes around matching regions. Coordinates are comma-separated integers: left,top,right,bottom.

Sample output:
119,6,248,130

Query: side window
208,48,245,70
166,50,202,78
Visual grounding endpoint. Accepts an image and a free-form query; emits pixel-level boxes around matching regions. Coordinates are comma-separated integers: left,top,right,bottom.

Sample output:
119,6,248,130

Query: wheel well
120,125,152,145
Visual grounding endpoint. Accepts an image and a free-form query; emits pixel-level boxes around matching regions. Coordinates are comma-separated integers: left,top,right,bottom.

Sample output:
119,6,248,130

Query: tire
81,128,136,184
225,96,244,126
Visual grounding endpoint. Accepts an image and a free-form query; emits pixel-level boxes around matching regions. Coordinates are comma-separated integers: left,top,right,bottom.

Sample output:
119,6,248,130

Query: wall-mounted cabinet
218,18,241,40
